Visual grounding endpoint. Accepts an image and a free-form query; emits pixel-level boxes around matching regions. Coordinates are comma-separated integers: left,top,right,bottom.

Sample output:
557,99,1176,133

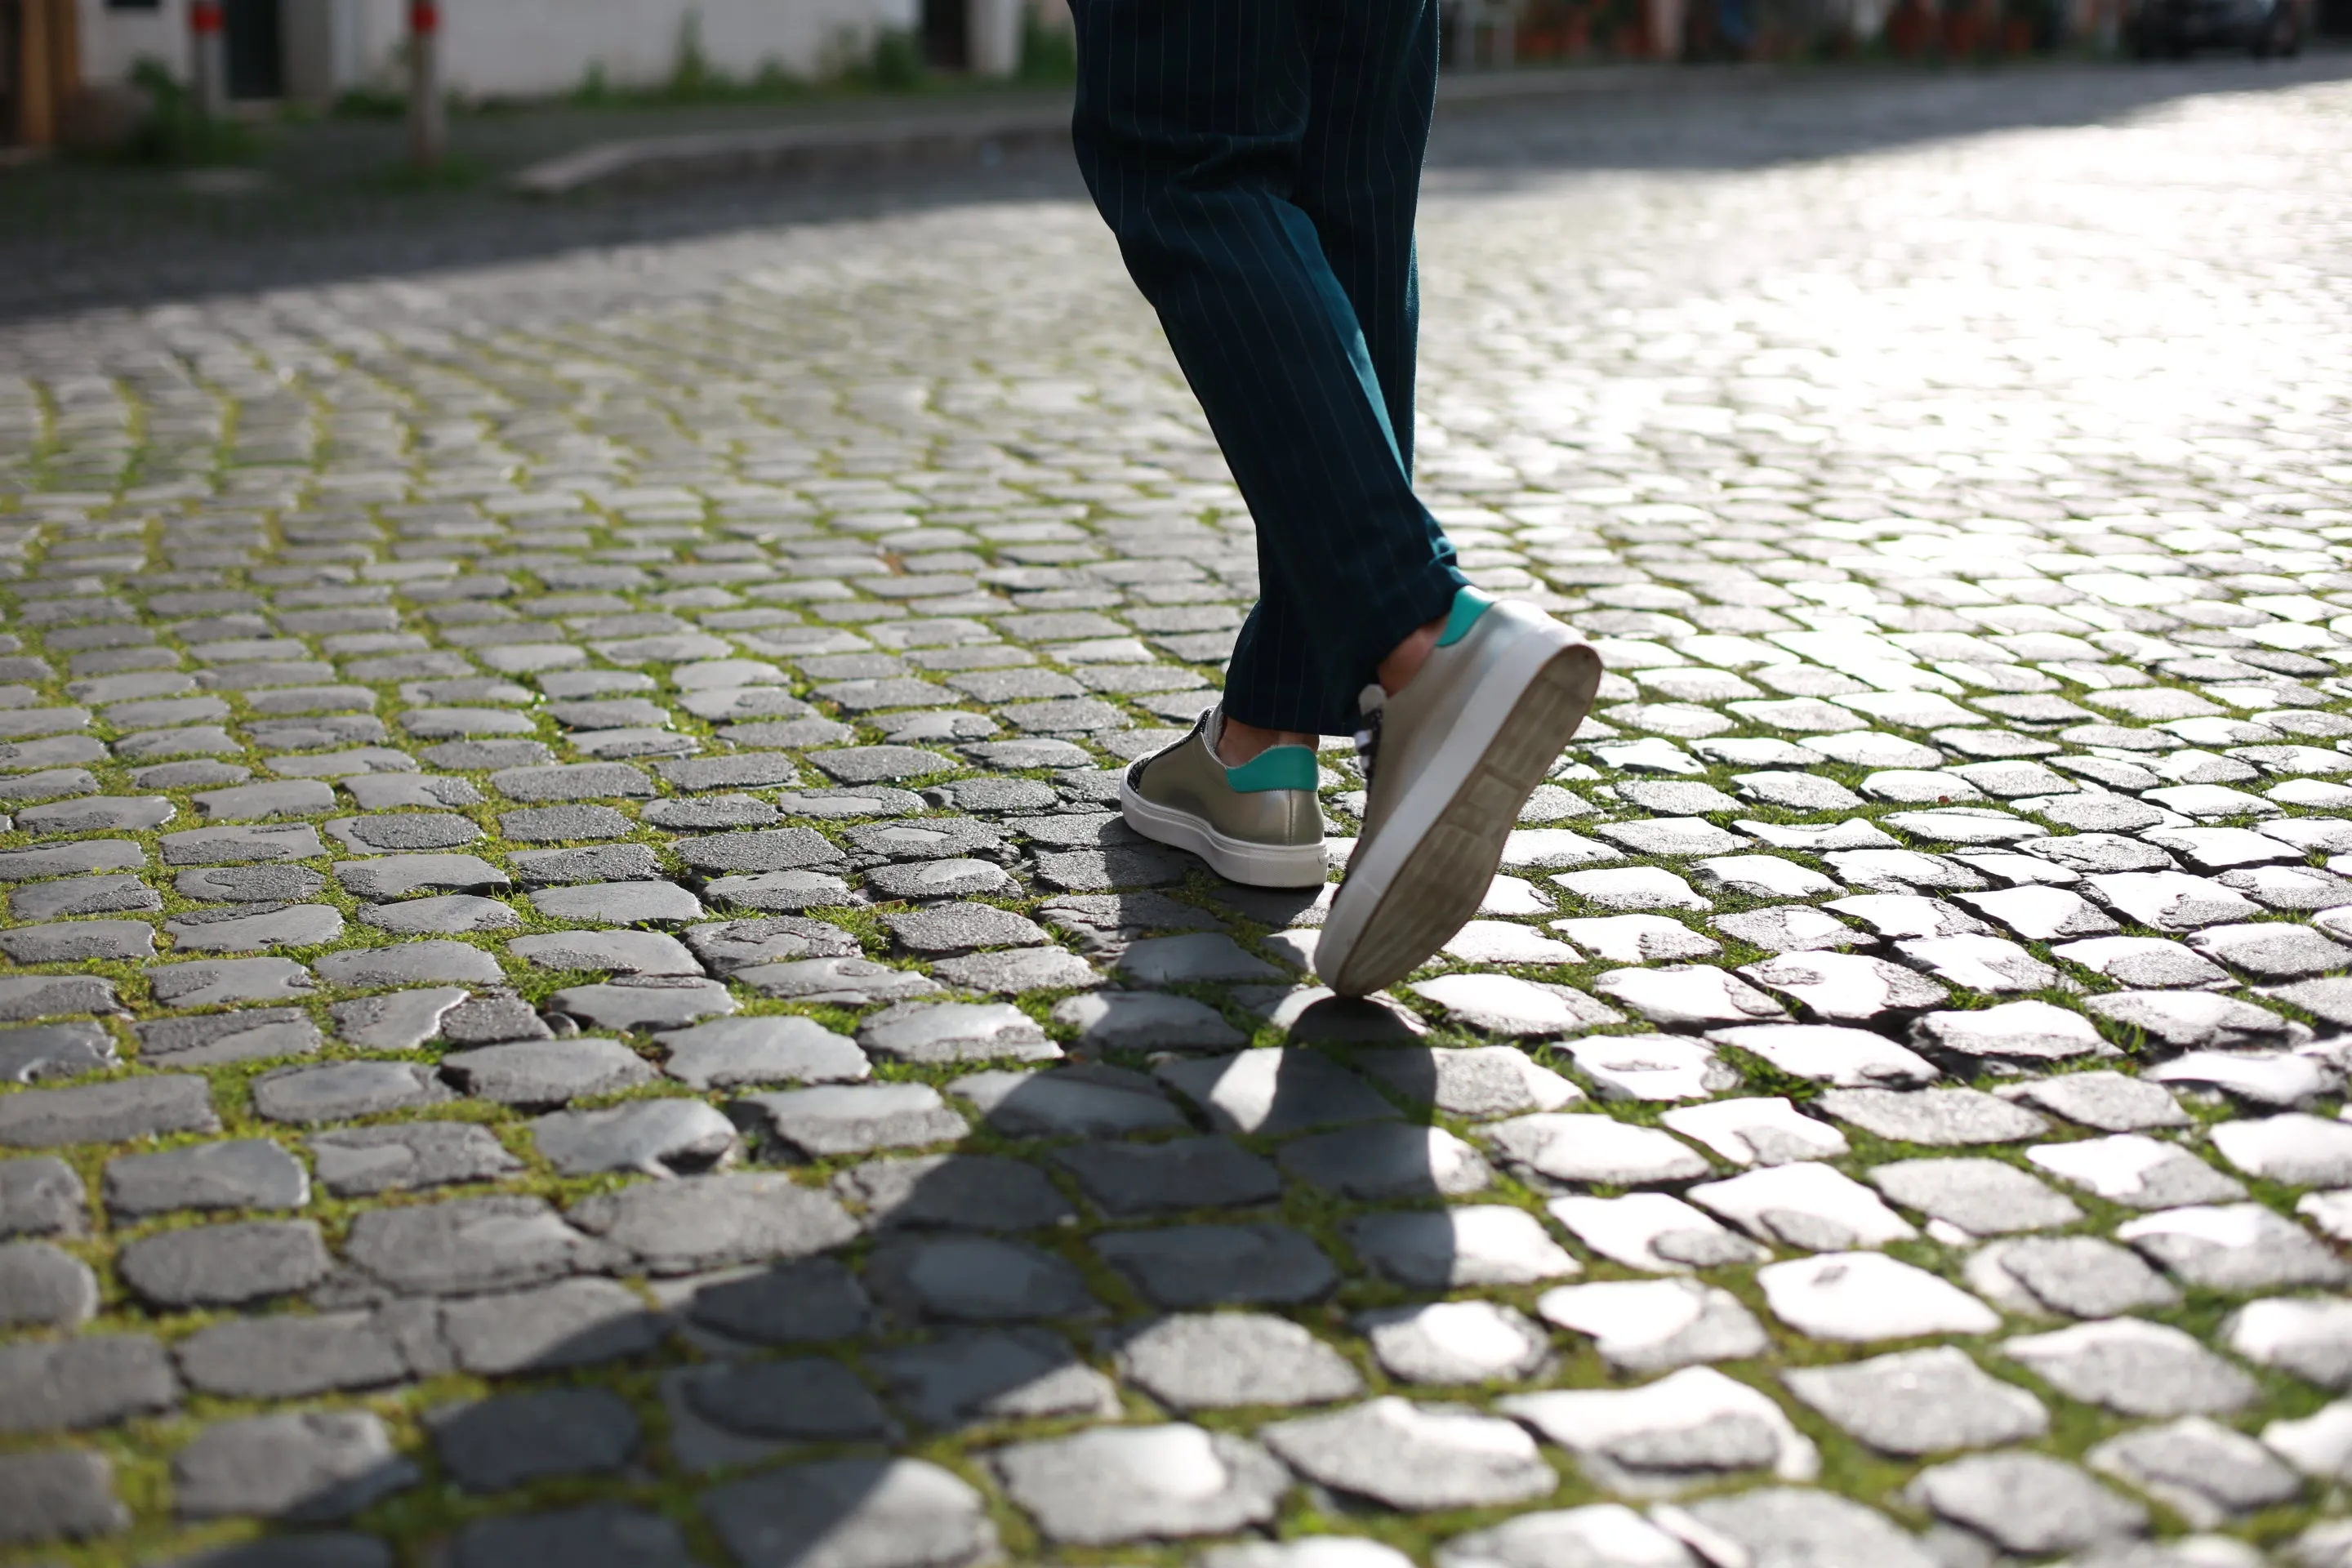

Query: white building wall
74,0,918,96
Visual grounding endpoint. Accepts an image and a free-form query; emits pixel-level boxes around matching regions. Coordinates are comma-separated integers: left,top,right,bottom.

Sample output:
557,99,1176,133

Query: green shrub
124,56,256,166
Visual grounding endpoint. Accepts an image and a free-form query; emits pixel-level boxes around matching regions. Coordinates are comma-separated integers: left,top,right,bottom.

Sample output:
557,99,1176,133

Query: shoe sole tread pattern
1324,644,1600,996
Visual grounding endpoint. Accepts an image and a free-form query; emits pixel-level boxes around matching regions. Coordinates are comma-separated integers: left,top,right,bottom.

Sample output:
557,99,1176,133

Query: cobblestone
0,57,2347,1566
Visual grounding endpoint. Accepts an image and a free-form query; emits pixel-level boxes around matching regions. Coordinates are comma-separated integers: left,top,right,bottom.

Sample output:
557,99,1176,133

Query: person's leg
1070,0,1463,742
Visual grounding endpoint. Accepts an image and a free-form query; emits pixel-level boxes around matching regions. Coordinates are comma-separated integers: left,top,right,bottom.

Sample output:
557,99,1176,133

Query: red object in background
410,1,439,34
189,0,223,33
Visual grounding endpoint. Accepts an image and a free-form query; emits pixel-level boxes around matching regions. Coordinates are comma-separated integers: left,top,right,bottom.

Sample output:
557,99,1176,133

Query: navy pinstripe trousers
1071,0,1468,737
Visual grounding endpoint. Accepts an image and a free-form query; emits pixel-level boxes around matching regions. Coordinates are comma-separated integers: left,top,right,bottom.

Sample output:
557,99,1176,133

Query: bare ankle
1215,715,1315,768
1377,613,1449,696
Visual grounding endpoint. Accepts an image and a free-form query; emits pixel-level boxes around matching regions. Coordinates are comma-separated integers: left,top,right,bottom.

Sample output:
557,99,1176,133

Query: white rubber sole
1120,776,1329,889
1317,628,1601,996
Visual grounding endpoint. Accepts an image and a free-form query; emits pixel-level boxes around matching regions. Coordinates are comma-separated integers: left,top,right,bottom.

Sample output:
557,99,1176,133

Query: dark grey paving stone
858,1000,1058,1065
164,901,341,955
0,1155,87,1237
328,987,469,1050
1278,1123,1494,1199
2006,1319,2260,1416
0,1239,96,1328
0,973,122,1021
849,817,1009,866
1784,1346,2049,1456
501,804,634,841
836,1153,1074,1232
1093,1223,1337,1307
117,1218,332,1308
675,830,846,878
0,1334,178,1434
868,1234,1099,1322
1983,1235,2183,1318
160,1533,396,1568
439,1277,665,1374
992,1425,1286,1545
644,794,782,831
361,893,522,936
951,1063,1182,1138
174,1312,410,1398
568,1171,860,1276
1116,932,1282,984
16,794,167,834
702,1459,997,1568
547,975,737,1031
1049,991,1243,1052
1908,1451,2147,1557
1054,1135,1283,1217
430,740,555,771
448,1504,696,1568
105,1138,307,1217
674,1258,871,1347
429,1387,640,1491
313,939,504,988
0,1019,117,1084
1034,844,1191,890
0,840,146,881
0,1446,128,1548
865,857,1020,900
327,813,479,853
160,823,325,866
1261,1397,1556,1511
513,842,662,884
12,871,163,918
344,1195,611,1295
533,1098,738,1177
173,1410,418,1521
0,1074,219,1149
1671,1487,1938,1568
176,864,329,904
509,929,702,974
439,1036,660,1107
651,754,812,792
881,902,1049,956
683,915,861,972
137,1006,323,1067
679,1356,891,1441
1041,890,1224,948
441,992,554,1044
706,869,860,911
1155,1049,1396,1137
252,1062,451,1124
332,853,510,898
489,761,657,800
0,917,154,962
657,1015,869,1090
1110,1312,1363,1410
930,946,1102,994
874,1328,1121,1429
738,1083,969,1158
1350,1205,1582,1290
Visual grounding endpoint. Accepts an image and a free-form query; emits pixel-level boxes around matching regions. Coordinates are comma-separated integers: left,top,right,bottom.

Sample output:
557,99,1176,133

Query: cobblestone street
2,55,2352,1568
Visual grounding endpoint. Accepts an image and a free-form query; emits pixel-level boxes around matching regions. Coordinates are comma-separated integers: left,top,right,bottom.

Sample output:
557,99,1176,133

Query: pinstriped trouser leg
1071,0,1465,737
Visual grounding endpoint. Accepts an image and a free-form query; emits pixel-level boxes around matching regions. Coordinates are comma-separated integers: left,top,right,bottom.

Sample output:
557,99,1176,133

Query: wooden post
17,0,51,146
189,0,226,118
408,0,443,168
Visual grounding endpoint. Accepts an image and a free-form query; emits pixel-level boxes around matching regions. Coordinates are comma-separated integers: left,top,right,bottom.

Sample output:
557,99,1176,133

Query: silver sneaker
1316,588,1601,996
1120,707,1327,888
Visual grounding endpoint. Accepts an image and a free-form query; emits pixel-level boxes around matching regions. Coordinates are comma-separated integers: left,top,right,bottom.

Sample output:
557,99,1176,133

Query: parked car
2128,0,2302,55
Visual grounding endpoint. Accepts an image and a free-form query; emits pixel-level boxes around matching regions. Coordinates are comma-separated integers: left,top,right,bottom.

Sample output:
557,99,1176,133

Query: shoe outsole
1323,647,1599,996
1120,774,1329,889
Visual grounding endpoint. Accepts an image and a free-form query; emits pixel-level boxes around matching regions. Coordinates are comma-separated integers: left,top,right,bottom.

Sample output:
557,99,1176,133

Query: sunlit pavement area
2,53,2352,1568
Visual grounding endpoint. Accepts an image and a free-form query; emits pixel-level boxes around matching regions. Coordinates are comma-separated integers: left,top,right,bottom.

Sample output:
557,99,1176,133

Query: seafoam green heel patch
1437,586,1497,648
1225,746,1319,794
